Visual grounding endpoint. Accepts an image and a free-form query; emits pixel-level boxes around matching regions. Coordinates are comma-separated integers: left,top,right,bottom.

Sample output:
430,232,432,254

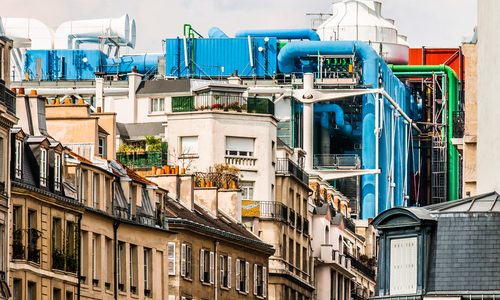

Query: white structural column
303,73,315,171
95,77,104,110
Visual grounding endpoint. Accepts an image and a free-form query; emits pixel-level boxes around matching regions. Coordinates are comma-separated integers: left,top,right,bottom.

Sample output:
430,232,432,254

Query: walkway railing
313,154,361,169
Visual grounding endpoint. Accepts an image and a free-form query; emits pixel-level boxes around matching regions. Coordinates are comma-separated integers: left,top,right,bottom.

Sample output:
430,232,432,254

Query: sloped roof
116,122,164,141
136,79,191,95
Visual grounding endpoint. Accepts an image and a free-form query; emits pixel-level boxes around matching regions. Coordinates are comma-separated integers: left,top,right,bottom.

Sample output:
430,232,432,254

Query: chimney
95,77,104,111
128,72,142,123
194,187,218,218
15,89,48,136
146,174,194,210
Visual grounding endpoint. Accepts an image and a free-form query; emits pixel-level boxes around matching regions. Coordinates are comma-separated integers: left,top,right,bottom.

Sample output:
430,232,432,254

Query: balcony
276,158,310,186
171,95,274,115
224,155,257,168
345,252,376,280
453,110,465,138
314,154,361,170
242,201,288,223
52,249,78,273
318,244,351,271
116,150,167,170
0,79,15,114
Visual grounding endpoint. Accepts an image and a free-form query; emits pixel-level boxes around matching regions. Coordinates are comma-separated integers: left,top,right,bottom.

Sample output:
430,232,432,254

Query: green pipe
393,71,446,77
389,64,460,201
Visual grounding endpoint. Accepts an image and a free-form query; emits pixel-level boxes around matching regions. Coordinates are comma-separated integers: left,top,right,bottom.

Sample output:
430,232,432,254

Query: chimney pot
18,87,25,95
29,89,37,96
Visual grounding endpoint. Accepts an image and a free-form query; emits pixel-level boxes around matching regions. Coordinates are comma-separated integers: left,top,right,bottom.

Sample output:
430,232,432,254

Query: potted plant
211,103,223,111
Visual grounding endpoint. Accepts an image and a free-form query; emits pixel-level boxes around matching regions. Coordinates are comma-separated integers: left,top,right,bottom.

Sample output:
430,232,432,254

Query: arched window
324,226,330,244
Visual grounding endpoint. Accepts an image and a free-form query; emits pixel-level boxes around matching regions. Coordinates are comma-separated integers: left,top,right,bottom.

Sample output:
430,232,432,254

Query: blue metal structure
278,41,414,219
164,37,278,78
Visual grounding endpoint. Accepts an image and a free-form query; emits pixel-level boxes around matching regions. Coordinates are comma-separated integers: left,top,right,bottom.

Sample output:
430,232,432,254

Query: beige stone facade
462,43,477,197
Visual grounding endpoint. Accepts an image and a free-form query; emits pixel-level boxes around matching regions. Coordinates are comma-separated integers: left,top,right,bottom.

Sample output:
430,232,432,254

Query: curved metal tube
315,104,353,135
208,27,229,38
235,28,320,41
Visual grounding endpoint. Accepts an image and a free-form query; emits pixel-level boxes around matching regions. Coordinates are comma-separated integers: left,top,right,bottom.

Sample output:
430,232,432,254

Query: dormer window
15,139,22,179
40,148,47,187
54,153,61,192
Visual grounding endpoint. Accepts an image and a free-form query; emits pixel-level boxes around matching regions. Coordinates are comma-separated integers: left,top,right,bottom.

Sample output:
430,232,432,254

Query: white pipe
247,36,254,68
381,89,421,134
303,73,315,172
374,92,380,215
28,87,128,96
183,37,189,68
1,17,53,49
389,109,396,208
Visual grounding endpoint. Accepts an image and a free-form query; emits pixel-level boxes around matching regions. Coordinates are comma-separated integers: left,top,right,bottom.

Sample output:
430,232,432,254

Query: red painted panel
408,48,464,81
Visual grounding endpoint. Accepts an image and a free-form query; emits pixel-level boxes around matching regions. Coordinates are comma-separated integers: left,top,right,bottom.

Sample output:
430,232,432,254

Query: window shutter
168,296,175,300
253,264,258,295
200,249,205,282
236,259,240,291
220,256,224,287
227,257,232,288
168,242,176,275
263,266,267,297
245,261,250,293
181,244,186,277
210,251,215,284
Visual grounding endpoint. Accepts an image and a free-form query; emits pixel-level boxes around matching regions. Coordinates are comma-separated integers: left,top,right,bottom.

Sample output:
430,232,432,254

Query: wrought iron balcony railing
276,158,310,186
0,79,15,114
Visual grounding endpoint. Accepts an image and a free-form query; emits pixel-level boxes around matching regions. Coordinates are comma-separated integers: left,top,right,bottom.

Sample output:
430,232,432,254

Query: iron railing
244,201,289,223
276,158,309,186
453,110,465,138
0,79,15,114
345,252,376,279
313,154,361,169
171,95,274,115
116,150,166,169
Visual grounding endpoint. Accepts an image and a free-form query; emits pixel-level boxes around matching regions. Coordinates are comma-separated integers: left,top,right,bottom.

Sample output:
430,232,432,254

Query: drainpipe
77,214,82,300
113,221,120,300
214,240,219,300
389,64,459,201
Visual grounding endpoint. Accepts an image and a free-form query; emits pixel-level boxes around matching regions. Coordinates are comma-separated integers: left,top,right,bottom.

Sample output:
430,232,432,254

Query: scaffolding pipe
389,64,459,201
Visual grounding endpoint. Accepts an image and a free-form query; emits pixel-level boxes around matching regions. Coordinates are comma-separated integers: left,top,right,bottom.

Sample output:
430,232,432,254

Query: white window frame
144,248,150,291
240,181,255,200
236,259,249,293
220,255,231,288
253,264,267,297
167,242,176,275
54,153,61,191
92,174,98,209
15,139,22,179
225,137,255,157
150,97,165,113
98,134,107,158
181,243,192,279
40,148,47,187
92,235,97,281
180,136,198,156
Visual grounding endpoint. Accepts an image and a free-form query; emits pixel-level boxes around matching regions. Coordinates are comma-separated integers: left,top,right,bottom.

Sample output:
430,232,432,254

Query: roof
193,83,248,93
425,191,500,213
111,160,157,186
117,122,164,141
136,79,191,95
165,200,274,254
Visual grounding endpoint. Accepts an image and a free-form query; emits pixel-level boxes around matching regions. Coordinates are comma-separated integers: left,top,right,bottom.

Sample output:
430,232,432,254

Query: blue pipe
314,104,353,135
208,27,229,38
235,29,320,41
105,53,163,74
278,41,412,219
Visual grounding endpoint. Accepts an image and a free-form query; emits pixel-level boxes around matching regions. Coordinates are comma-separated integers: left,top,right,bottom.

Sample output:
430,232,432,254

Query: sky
3,0,477,53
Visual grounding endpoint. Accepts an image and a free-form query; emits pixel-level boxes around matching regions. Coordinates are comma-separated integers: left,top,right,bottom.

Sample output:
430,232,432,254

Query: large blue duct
235,29,320,41
314,104,353,135
278,41,411,219
208,27,229,38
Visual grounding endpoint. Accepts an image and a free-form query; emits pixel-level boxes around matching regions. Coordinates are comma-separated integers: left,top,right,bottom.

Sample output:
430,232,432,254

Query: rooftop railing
313,154,361,169
116,150,167,170
172,95,274,115
0,79,15,114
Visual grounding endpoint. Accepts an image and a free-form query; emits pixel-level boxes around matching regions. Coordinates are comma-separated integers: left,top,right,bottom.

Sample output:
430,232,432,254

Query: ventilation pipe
127,19,137,48
315,104,353,135
208,27,229,38
235,29,320,41
279,40,413,219
105,53,163,74
389,64,460,201
54,14,131,49
1,17,54,49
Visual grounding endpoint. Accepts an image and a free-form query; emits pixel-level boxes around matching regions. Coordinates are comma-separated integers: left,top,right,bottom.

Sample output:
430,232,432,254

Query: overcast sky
3,0,477,53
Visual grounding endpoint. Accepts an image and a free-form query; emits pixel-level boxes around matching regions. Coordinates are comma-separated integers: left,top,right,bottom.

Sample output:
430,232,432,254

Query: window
52,218,62,253
0,224,4,273
180,136,198,156
253,264,267,297
144,248,152,296
27,210,39,264
236,259,249,293
200,249,214,284
167,242,176,275
98,135,107,158
40,148,47,187
288,238,293,271
92,235,99,286
296,242,301,270
282,234,287,260
105,237,113,288
220,255,231,288
150,98,165,113
130,245,138,294
80,170,88,204
28,281,36,300
15,139,22,179
225,137,254,157
390,237,417,295
53,288,61,300
54,153,61,191
118,242,125,291
92,174,99,209
181,243,192,279
13,279,21,300
66,291,73,300
302,247,308,273
240,182,254,200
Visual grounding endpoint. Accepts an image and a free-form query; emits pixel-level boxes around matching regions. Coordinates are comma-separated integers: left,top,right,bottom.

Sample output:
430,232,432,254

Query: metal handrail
313,154,361,169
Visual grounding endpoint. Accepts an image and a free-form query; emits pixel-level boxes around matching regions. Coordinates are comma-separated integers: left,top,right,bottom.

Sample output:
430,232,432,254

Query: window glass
180,137,198,155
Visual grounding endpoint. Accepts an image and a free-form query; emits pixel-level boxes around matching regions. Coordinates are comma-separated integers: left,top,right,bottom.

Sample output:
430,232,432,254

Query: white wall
477,0,500,193
166,111,277,201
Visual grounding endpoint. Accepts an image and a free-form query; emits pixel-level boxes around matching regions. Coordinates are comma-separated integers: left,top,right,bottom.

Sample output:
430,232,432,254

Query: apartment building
9,93,84,299
0,36,16,300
